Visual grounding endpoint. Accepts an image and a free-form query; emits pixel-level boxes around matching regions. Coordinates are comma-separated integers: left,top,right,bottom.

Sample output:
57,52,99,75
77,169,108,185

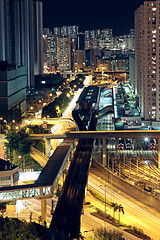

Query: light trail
50,88,83,134
88,176,160,225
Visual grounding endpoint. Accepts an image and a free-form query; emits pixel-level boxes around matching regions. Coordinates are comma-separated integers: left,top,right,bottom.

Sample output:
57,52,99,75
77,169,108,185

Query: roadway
30,146,48,167
49,88,82,153
89,165,160,240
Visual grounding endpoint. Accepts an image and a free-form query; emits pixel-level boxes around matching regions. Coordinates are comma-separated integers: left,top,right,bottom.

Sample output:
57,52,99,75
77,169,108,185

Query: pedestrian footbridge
0,140,75,221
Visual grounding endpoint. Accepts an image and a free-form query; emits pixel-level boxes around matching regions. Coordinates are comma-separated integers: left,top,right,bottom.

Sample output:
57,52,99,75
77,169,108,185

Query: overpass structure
63,70,129,75
30,130,160,167
50,88,99,239
0,140,75,221
67,130,160,167
24,118,76,126
30,146,48,167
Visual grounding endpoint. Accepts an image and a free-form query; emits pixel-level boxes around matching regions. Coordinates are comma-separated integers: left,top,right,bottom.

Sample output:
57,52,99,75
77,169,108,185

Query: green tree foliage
0,203,6,217
42,88,71,118
6,129,33,156
110,202,124,220
69,76,84,91
4,129,41,170
110,202,119,218
0,217,40,240
118,204,124,222
94,227,123,240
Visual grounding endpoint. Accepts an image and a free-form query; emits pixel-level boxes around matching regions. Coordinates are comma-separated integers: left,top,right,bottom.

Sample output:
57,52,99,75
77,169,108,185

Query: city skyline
42,0,145,35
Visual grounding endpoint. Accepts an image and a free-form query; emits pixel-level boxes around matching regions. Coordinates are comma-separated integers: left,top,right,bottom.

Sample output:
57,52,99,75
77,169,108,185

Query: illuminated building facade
33,0,44,76
0,0,43,87
135,1,160,120
0,61,27,115
0,159,19,187
57,36,72,71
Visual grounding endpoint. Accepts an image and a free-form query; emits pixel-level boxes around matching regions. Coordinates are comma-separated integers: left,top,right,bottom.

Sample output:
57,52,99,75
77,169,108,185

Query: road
88,170,160,240
5,189,142,240
81,197,142,240
50,89,82,152
30,146,48,167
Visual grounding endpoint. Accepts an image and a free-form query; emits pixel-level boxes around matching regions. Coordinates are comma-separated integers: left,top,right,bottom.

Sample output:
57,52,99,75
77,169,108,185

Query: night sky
42,0,145,35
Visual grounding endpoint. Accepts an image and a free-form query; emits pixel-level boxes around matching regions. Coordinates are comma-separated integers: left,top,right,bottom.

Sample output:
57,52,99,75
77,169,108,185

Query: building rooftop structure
0,158,19,187
0,159,18,171
77,86,99,104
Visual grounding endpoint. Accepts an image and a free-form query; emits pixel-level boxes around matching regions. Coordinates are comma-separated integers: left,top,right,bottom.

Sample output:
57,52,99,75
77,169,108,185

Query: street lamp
144,137,149,142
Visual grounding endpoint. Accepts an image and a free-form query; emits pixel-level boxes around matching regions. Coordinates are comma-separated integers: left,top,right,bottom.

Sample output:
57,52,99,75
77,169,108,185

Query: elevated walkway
0,140,75,203
25,118,76,126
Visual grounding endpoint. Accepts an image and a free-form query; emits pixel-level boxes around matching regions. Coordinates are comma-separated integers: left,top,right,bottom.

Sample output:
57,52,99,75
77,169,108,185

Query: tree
0,203,6,217
94,227,123,240
5,129,33,169
110,202,119,218
0,216,40,240
118,204,124,222
6,129,33,156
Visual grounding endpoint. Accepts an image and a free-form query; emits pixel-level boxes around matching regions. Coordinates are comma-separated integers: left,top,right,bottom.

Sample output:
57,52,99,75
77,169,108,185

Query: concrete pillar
45,139,51,156
158,138,160,169
41,198,47,223
102,138,107,165
115,138,118,151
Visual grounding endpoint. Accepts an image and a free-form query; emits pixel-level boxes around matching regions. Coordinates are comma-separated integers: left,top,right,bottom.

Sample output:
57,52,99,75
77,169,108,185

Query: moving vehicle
148,139,156,150
117,139,124,150
125,139,132,150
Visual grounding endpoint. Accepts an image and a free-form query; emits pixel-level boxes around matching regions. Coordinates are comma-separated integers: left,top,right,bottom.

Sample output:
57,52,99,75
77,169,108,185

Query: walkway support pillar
45,139,51,157
158,138,160,169
102,138,107,165
41,198,47,224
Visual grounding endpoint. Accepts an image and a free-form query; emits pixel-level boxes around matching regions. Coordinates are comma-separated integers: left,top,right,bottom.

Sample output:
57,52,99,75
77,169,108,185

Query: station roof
77,86,99,104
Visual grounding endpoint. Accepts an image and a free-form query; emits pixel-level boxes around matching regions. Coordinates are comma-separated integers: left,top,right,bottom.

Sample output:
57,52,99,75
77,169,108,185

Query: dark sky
42,0,145,35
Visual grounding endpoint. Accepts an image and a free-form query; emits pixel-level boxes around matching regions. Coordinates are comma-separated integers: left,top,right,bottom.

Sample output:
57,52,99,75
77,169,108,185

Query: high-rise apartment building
135,1,160,120
74,50,85,70
60,26,79,38
43,30,57,72
57,36,72,71
85,29,113,50
33,0,44,76
98,29,113,50
0,0,43,87
54,27,61,37
0,61,27,115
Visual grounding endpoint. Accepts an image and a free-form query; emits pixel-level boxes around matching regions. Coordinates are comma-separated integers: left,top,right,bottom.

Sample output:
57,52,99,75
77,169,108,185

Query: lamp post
105,181,106,223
